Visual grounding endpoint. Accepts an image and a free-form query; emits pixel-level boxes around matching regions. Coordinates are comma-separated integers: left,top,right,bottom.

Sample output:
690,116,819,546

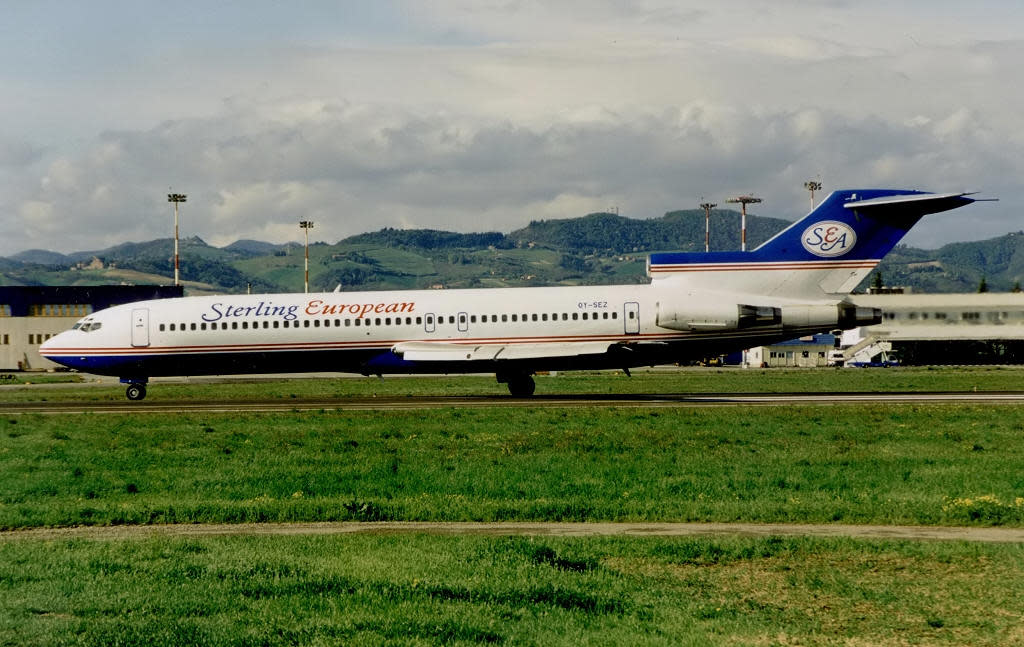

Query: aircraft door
424,313,436,333
624,302,640,335
131,308,150,347
457,312,468,332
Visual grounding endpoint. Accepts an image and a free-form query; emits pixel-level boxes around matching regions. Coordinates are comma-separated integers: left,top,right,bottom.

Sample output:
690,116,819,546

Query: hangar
0,286,182,371
842,292,1024,365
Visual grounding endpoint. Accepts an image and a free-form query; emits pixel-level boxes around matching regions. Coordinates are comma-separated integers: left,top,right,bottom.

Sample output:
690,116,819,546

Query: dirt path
3,521,1023,543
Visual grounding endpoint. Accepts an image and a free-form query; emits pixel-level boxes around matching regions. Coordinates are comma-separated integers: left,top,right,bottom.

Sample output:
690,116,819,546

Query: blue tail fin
648,189,978,297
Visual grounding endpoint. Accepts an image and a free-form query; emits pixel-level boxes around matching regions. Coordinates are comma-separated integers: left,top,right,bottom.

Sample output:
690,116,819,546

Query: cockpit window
71,323,81,330
90,322,102,331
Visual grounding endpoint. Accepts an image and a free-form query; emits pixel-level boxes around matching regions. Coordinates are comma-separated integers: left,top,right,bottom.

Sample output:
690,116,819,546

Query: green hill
2,212,1021,295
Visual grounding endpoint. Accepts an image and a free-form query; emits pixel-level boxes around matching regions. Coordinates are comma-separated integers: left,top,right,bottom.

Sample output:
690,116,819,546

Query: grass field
2,370,1024,644
2,534,1023,646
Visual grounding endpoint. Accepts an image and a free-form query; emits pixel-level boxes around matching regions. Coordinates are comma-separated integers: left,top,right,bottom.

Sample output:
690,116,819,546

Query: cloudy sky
1,1,1018,257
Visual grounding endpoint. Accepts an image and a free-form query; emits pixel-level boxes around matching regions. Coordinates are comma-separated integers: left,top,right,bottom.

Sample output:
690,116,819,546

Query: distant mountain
343,228,509,250
509,209,791,254
223,239,287,256
9,249,70,265
2,212,1022,295
877,231,1024,292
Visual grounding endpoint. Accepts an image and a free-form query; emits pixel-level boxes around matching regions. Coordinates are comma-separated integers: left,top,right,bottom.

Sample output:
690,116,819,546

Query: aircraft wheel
506,374,536,397
125,383,147,401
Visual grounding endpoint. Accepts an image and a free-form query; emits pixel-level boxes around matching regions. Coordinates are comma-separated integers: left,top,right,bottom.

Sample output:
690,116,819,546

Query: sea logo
801,221,857,257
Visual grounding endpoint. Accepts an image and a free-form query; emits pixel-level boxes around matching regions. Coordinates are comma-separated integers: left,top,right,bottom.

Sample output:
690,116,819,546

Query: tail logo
801,221,857,257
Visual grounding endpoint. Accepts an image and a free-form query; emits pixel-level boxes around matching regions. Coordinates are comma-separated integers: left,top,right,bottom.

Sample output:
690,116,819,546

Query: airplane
40,189,984,400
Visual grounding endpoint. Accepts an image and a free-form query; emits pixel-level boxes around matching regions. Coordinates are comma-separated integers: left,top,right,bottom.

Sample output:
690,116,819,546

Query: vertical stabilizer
647,189,977,299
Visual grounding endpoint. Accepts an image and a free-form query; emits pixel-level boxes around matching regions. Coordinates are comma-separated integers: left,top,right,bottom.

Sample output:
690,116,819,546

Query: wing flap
392,340,613,362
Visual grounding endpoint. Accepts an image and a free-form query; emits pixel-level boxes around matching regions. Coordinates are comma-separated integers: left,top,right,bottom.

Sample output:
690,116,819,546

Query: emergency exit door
131,308,150,347
624,302,640,334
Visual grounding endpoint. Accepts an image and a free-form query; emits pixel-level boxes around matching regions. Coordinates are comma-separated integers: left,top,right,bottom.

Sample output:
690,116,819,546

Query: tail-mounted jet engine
656,302,781,332
656,301,880,333
780,302,881,329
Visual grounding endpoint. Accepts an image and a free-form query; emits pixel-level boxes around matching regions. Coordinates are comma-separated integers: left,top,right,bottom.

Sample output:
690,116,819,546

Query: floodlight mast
167,193,187,286
699,199,717,252
299,220,314,293
725,195,761,251
804,180,822,210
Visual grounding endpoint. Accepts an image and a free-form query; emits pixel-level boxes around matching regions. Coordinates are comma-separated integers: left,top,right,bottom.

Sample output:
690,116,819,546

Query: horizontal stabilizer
392,340,613,362
843,191,980,215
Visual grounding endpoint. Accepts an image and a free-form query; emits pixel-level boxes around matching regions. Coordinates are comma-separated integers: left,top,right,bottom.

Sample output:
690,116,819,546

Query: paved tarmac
3,391,1024,414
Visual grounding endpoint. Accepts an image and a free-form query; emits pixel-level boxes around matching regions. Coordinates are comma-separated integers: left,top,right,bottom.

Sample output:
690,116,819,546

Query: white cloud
1,1,1021,256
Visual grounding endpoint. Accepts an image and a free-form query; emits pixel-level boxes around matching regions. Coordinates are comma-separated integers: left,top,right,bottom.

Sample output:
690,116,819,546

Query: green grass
6,365,1024,402
1,534,1022,646
2,404,1023,529
4,372,1024,644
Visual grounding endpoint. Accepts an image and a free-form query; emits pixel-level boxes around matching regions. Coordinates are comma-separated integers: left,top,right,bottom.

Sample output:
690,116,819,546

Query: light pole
299,220,314,293
167,193,187,286
699,199,717,252
725,195,761,251
804,180,822,210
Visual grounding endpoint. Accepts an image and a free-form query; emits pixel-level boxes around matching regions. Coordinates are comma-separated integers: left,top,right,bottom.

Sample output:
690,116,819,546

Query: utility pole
804,180,822,210
299,220,314,293
725,195,761,251
699,199,717,252
167,193,187,286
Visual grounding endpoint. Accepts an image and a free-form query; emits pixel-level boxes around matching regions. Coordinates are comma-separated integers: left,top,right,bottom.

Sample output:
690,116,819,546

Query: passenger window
314,320,320,327
542,314,548,321
159,324,166,332
572,313,578,320
232,322,238,329
201,323,207,331
192,323,198,330
375,318,382,325
511,314,518,322
345,319,351,327
448,316,455,324
416,317,422,325
612,312,618,319
385,318,392,325
582,313,588,320
502,314,507,322
532,314,538,321
355,319,361,327
273,321,279,329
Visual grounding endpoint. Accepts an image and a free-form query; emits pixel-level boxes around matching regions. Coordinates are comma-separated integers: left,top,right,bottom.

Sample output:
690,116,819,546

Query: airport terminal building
0,286,182,371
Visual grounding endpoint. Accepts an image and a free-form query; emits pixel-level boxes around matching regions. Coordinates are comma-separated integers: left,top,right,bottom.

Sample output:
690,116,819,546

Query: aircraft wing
391,340,614,362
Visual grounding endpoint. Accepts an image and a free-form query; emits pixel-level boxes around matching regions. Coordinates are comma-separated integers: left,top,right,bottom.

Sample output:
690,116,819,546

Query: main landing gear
121,379,148,401
497,372,535,397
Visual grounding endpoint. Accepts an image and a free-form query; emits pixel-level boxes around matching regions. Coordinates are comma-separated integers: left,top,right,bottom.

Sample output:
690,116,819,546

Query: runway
3,391,1024,414
4,521,1023,544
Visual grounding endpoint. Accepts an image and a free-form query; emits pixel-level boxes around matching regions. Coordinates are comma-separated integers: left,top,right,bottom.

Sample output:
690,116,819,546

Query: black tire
125,383,147,401
507,375,536,397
